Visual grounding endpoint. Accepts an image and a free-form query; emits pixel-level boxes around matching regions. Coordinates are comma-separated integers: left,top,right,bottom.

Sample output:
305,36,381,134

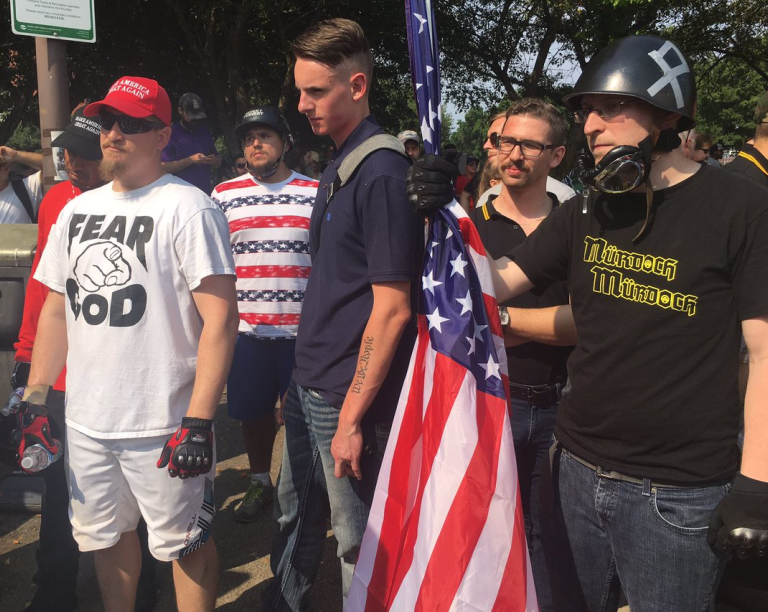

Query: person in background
691,132,721,168
397,129,421,161
725,91,768,188
161,92,221,193
0,145,43,222
232,155,248,177
211,107,317,525
468,98,574,611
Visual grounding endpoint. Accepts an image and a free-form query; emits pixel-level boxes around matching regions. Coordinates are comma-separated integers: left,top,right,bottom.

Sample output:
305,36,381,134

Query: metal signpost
2,1,95,513
9,0,96,193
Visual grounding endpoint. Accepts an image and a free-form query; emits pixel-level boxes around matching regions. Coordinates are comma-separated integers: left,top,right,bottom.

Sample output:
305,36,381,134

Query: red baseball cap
84,76,171,126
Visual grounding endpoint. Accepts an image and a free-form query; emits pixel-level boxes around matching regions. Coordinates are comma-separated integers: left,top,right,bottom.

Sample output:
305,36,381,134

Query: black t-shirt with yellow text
509,166,768,484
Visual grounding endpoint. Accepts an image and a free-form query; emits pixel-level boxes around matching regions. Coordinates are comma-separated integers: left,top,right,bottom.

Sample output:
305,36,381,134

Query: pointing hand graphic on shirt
74,241,132,292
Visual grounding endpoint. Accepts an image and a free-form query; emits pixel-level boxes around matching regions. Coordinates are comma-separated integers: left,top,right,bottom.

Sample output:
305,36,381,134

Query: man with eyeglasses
20,76,238,611
466,112,574,211
467,98,574,611
411,35,768,611
211,107,317,525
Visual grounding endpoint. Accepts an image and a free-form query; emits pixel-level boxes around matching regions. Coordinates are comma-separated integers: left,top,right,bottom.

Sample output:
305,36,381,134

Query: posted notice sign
11,0,96,43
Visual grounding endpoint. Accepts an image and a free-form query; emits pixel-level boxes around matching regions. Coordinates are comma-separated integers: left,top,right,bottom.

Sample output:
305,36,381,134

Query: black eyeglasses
495,135,556,158
573,100,636,124
99,112,164,134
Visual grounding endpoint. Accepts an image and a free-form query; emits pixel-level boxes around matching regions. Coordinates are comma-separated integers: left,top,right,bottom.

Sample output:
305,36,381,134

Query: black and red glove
157,417,214,479
708,474,768,559
15,401,61,473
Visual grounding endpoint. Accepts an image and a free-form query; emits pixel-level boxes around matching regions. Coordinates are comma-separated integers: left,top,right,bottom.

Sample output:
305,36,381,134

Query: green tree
695,54,766,146
452,107,489,159
441,106,455,147
0,0,415,158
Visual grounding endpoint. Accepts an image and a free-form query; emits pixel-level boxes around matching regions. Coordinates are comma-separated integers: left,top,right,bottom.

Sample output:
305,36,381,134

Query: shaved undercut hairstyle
505,98,568,146
292,18,374,82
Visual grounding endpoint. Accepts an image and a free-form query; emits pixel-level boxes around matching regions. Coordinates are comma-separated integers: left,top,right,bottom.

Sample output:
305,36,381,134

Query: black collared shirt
724,143,768,190
469,194,572,386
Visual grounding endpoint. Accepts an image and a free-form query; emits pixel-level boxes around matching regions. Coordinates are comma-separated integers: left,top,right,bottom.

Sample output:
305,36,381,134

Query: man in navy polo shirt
265,18,421,612
161,92,221,193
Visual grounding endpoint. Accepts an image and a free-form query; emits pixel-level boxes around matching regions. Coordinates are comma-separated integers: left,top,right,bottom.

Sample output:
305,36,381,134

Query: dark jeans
540,444,728,612
265,383,387,612
33,391,156,611
509,395,557,612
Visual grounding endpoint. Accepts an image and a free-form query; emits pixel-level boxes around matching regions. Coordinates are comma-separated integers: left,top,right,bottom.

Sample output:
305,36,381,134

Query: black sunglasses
99,112,164,134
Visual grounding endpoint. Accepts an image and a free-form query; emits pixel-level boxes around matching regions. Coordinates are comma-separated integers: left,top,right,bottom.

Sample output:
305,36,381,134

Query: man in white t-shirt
0,146,44,222
17,76,238,612
212,107,317,524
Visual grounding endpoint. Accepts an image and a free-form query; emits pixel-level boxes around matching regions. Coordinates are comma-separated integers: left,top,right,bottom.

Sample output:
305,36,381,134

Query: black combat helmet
235,107,294,148
563,35,696,131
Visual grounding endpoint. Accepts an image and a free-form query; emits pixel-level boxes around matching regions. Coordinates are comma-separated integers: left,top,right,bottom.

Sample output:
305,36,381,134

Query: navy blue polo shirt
293,115,421,424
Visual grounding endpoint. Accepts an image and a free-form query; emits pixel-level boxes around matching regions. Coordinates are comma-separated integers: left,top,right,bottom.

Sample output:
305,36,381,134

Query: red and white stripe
349,201,537,611
212,172,317,338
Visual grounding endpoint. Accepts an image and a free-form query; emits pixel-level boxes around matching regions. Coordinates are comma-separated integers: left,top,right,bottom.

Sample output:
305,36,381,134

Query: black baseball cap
179,92,206,120
51,108,102,161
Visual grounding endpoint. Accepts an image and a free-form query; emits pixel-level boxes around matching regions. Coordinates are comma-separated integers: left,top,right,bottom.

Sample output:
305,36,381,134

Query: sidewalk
0,397,631,611
0,398,343,611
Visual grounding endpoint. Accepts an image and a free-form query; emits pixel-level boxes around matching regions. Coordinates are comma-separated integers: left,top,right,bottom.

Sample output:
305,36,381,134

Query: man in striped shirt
212,107,318,523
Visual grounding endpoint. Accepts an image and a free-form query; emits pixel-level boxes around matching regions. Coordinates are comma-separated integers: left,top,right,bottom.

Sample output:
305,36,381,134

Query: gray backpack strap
336,134,407,188
318,134,409,251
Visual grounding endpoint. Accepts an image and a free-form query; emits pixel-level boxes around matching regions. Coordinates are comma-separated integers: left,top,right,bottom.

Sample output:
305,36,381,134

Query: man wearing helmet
411,35,768,611
211,107,318,524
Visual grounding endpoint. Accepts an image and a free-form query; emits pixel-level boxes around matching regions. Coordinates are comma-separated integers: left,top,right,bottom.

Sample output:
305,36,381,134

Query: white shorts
65,425,216,561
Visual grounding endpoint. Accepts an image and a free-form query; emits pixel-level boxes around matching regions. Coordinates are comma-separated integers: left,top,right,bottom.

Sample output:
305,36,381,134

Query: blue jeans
265,383,387,612
510,396,557,612
541,445,729,612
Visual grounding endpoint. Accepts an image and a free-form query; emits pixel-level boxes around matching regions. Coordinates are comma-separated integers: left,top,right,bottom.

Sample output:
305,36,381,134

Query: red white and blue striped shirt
212,172,317,338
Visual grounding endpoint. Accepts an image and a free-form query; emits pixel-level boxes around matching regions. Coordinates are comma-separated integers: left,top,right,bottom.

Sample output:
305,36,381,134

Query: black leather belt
509,382,562,406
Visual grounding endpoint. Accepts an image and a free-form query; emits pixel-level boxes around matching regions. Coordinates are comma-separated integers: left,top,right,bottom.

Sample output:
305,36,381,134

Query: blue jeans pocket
374,422,391,453
651,483,729,534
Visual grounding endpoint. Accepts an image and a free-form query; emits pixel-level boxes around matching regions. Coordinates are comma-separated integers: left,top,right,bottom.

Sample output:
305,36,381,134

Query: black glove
406,154,458,213
157,417,214,479
11,361,30,389
14,398,61,473
708,474,768,559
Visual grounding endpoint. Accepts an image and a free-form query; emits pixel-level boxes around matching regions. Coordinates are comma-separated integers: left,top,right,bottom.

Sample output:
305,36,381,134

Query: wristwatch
498,305,510,328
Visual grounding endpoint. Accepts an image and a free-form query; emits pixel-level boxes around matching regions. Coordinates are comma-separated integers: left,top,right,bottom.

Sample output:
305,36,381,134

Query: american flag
405,0,442,154
348,201,537,610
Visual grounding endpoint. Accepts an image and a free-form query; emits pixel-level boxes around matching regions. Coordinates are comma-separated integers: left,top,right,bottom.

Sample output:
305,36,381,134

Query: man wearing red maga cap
16,76,239,611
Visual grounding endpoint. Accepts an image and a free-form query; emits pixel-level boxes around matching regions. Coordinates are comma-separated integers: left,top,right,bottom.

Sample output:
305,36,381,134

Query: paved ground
0,395,630,611
0,396,343,611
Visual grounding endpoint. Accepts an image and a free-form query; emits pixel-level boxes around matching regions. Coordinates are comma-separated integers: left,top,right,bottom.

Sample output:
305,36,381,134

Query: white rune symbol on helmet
646,41,689,109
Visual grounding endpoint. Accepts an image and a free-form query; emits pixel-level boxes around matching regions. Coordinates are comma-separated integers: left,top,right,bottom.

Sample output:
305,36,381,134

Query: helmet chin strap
249,140,290,181
578,135,657,243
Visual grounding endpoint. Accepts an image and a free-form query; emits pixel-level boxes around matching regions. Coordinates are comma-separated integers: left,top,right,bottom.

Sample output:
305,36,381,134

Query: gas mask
577,134,678,243
578,137,653,195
